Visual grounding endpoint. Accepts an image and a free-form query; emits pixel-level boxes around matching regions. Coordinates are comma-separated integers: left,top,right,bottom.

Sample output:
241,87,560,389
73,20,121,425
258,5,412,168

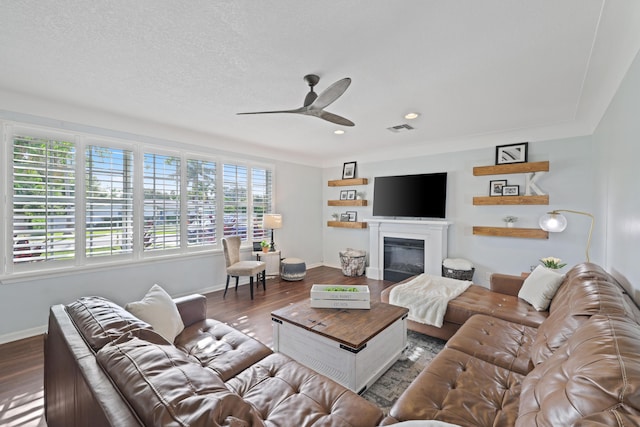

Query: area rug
362,330,445,414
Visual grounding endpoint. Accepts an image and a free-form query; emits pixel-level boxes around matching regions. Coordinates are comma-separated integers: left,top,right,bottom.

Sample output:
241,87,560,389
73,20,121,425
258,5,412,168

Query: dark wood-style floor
0,266,394,427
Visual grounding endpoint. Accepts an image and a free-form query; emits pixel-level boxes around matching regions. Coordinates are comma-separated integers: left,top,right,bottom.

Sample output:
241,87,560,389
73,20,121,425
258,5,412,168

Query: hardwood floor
0,266,394,427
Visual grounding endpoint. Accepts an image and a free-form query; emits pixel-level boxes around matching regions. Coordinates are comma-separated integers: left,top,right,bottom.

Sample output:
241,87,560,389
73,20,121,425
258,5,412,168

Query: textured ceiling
1,1,640,166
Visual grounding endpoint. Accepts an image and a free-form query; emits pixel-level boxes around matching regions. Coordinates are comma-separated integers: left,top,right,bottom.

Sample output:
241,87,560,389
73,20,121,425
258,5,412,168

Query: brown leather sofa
380,263,640,426
45,293,384,427
381,273,548,340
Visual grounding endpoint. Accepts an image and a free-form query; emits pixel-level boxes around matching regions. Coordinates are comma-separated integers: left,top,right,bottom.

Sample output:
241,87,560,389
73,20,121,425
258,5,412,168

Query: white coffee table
271,300,408,394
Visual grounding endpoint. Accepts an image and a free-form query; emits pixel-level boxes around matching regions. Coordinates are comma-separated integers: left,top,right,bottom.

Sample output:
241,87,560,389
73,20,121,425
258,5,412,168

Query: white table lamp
263,214,282,252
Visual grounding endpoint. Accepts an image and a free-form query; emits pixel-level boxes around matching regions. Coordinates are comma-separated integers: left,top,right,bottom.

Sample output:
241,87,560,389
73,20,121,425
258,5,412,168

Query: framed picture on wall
342,161,357,179
495,142,528,165
340,213,350,222
502,185,519,196
346,211,357,222
340,190,348,200
490,180,507,196
346,190,356,200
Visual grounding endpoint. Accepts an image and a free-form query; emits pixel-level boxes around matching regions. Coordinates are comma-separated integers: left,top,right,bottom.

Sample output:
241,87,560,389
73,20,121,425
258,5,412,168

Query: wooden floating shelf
327,199,368,206
473,195,549,205
328,178,368,187
473,161,549,176
473,226,549,239
327,221,368,229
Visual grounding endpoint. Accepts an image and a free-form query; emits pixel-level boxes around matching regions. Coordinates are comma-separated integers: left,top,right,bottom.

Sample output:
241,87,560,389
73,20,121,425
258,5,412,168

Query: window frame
0,121,276,279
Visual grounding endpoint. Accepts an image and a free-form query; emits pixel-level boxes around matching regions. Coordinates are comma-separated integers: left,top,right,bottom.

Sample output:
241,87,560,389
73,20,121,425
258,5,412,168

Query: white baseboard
0,324,47,345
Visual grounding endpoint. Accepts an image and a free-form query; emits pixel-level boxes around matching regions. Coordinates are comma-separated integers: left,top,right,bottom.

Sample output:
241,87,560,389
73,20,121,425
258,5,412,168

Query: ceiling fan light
334,129,345,135
404,112,420,120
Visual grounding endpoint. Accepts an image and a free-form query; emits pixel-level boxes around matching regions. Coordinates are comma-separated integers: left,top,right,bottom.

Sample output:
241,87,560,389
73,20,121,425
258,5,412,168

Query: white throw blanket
389,274,472,327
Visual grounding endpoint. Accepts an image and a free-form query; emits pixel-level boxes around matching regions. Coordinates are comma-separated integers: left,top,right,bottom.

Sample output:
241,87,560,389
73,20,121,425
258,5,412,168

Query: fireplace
384,237,424,281
367,219,450,281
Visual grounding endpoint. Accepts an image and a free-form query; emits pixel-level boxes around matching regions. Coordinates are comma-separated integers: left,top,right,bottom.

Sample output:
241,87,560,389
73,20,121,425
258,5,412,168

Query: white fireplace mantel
366,219,451,280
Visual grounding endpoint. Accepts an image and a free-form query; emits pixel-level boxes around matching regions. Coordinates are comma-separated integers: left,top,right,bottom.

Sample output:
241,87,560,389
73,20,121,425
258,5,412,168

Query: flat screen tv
372,172,447,218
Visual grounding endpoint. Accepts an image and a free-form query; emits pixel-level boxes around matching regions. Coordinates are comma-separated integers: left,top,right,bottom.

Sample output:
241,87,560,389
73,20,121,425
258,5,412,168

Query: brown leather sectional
380,262,640,426
45,293,384,427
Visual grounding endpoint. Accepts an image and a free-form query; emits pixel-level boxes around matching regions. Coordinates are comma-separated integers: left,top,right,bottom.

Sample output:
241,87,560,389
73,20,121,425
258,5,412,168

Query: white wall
323,137,599,286
593,49,640,300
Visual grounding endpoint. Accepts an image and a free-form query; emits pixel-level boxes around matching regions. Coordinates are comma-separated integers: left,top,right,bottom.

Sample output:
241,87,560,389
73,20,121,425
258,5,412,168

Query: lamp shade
539,212,568,232
263,214,282,229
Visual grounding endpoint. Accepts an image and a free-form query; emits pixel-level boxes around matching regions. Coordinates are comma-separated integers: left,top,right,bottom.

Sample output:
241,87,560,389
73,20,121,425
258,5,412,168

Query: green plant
260,240,270,248
324,286,358,292
540,257,567,269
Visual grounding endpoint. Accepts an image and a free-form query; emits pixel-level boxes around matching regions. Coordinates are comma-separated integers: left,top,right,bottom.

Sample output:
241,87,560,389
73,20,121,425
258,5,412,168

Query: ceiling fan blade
318,110,355,127
312,78,351,110
303,91,318,107
237,107,305,115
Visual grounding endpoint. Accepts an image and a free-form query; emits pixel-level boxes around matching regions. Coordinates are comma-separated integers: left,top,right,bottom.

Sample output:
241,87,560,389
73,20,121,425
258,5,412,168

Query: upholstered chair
222,236,266,299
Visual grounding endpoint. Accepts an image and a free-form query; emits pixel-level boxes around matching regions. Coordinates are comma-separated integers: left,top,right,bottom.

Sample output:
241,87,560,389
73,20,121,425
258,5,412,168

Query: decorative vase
506,222,514,228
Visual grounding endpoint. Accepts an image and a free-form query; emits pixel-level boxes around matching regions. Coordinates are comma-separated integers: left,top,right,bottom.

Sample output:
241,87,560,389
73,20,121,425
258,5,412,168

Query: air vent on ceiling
386,123,415,133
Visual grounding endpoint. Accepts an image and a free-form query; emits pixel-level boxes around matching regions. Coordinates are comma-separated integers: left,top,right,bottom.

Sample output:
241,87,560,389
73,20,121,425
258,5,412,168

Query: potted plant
260,240,270,253
502,216,518,228
540,257,567,270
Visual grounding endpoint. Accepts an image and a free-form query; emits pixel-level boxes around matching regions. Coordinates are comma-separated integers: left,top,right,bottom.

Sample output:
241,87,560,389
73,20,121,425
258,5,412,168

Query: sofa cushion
530,264,629,365
67,296,155,351
175,319,272,382
225,352,384,427
517,265,564,311
517,314,640,427
445,314,536,375
445,285,547,328
388,348,524,427
125,284,185,342
97,330,264,427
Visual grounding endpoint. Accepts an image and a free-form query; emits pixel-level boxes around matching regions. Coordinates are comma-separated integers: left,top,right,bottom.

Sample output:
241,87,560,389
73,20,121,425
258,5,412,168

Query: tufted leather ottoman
280,258,306,281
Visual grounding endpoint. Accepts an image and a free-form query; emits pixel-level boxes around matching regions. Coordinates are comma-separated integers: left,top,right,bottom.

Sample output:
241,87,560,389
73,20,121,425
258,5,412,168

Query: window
86,145,134,257
12,135,76,264
186,159,216,246
143,152,181,251
2,121,274,277
223,164,248,240
251,167,273,241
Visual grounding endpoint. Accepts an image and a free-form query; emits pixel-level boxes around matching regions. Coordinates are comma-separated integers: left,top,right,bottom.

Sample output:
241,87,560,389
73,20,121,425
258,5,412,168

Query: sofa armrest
174,294,207,327
490,273,525,297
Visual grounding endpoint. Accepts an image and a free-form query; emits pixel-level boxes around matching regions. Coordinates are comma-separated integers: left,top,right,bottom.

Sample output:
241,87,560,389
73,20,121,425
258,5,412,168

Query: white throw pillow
125,284,185,342
518,265,565,311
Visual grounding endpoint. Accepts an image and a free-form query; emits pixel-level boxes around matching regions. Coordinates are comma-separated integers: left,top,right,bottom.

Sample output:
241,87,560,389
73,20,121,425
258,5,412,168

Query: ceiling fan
237,74,355,126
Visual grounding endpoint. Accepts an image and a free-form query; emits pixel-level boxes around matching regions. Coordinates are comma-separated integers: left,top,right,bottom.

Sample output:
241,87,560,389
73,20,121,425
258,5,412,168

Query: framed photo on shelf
346,211,357,222
340,213,350,222
339,190,348,200
342,161,357,179
502,185,519,196
490,179,507,196
346,189,356,200
495,142,528,165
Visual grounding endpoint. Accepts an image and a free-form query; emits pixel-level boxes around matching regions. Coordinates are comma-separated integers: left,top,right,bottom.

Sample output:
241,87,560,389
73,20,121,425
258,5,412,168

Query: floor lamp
538,209,594,262
263,214,282,252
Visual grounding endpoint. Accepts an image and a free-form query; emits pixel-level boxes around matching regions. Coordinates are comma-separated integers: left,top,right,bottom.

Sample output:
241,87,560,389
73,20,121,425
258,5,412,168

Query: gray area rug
362,330,446,415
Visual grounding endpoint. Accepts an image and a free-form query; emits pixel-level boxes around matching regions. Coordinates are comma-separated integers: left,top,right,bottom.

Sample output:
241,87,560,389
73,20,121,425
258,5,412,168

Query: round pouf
281,258,306,281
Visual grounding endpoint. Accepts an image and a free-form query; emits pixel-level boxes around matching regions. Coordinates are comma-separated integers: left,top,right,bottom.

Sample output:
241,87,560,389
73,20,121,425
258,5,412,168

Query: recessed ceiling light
334,129,345,135
404,112,420,120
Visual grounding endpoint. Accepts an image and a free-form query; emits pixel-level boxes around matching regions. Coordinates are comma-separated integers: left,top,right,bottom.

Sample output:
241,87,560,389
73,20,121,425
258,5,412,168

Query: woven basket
442,265,475,281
